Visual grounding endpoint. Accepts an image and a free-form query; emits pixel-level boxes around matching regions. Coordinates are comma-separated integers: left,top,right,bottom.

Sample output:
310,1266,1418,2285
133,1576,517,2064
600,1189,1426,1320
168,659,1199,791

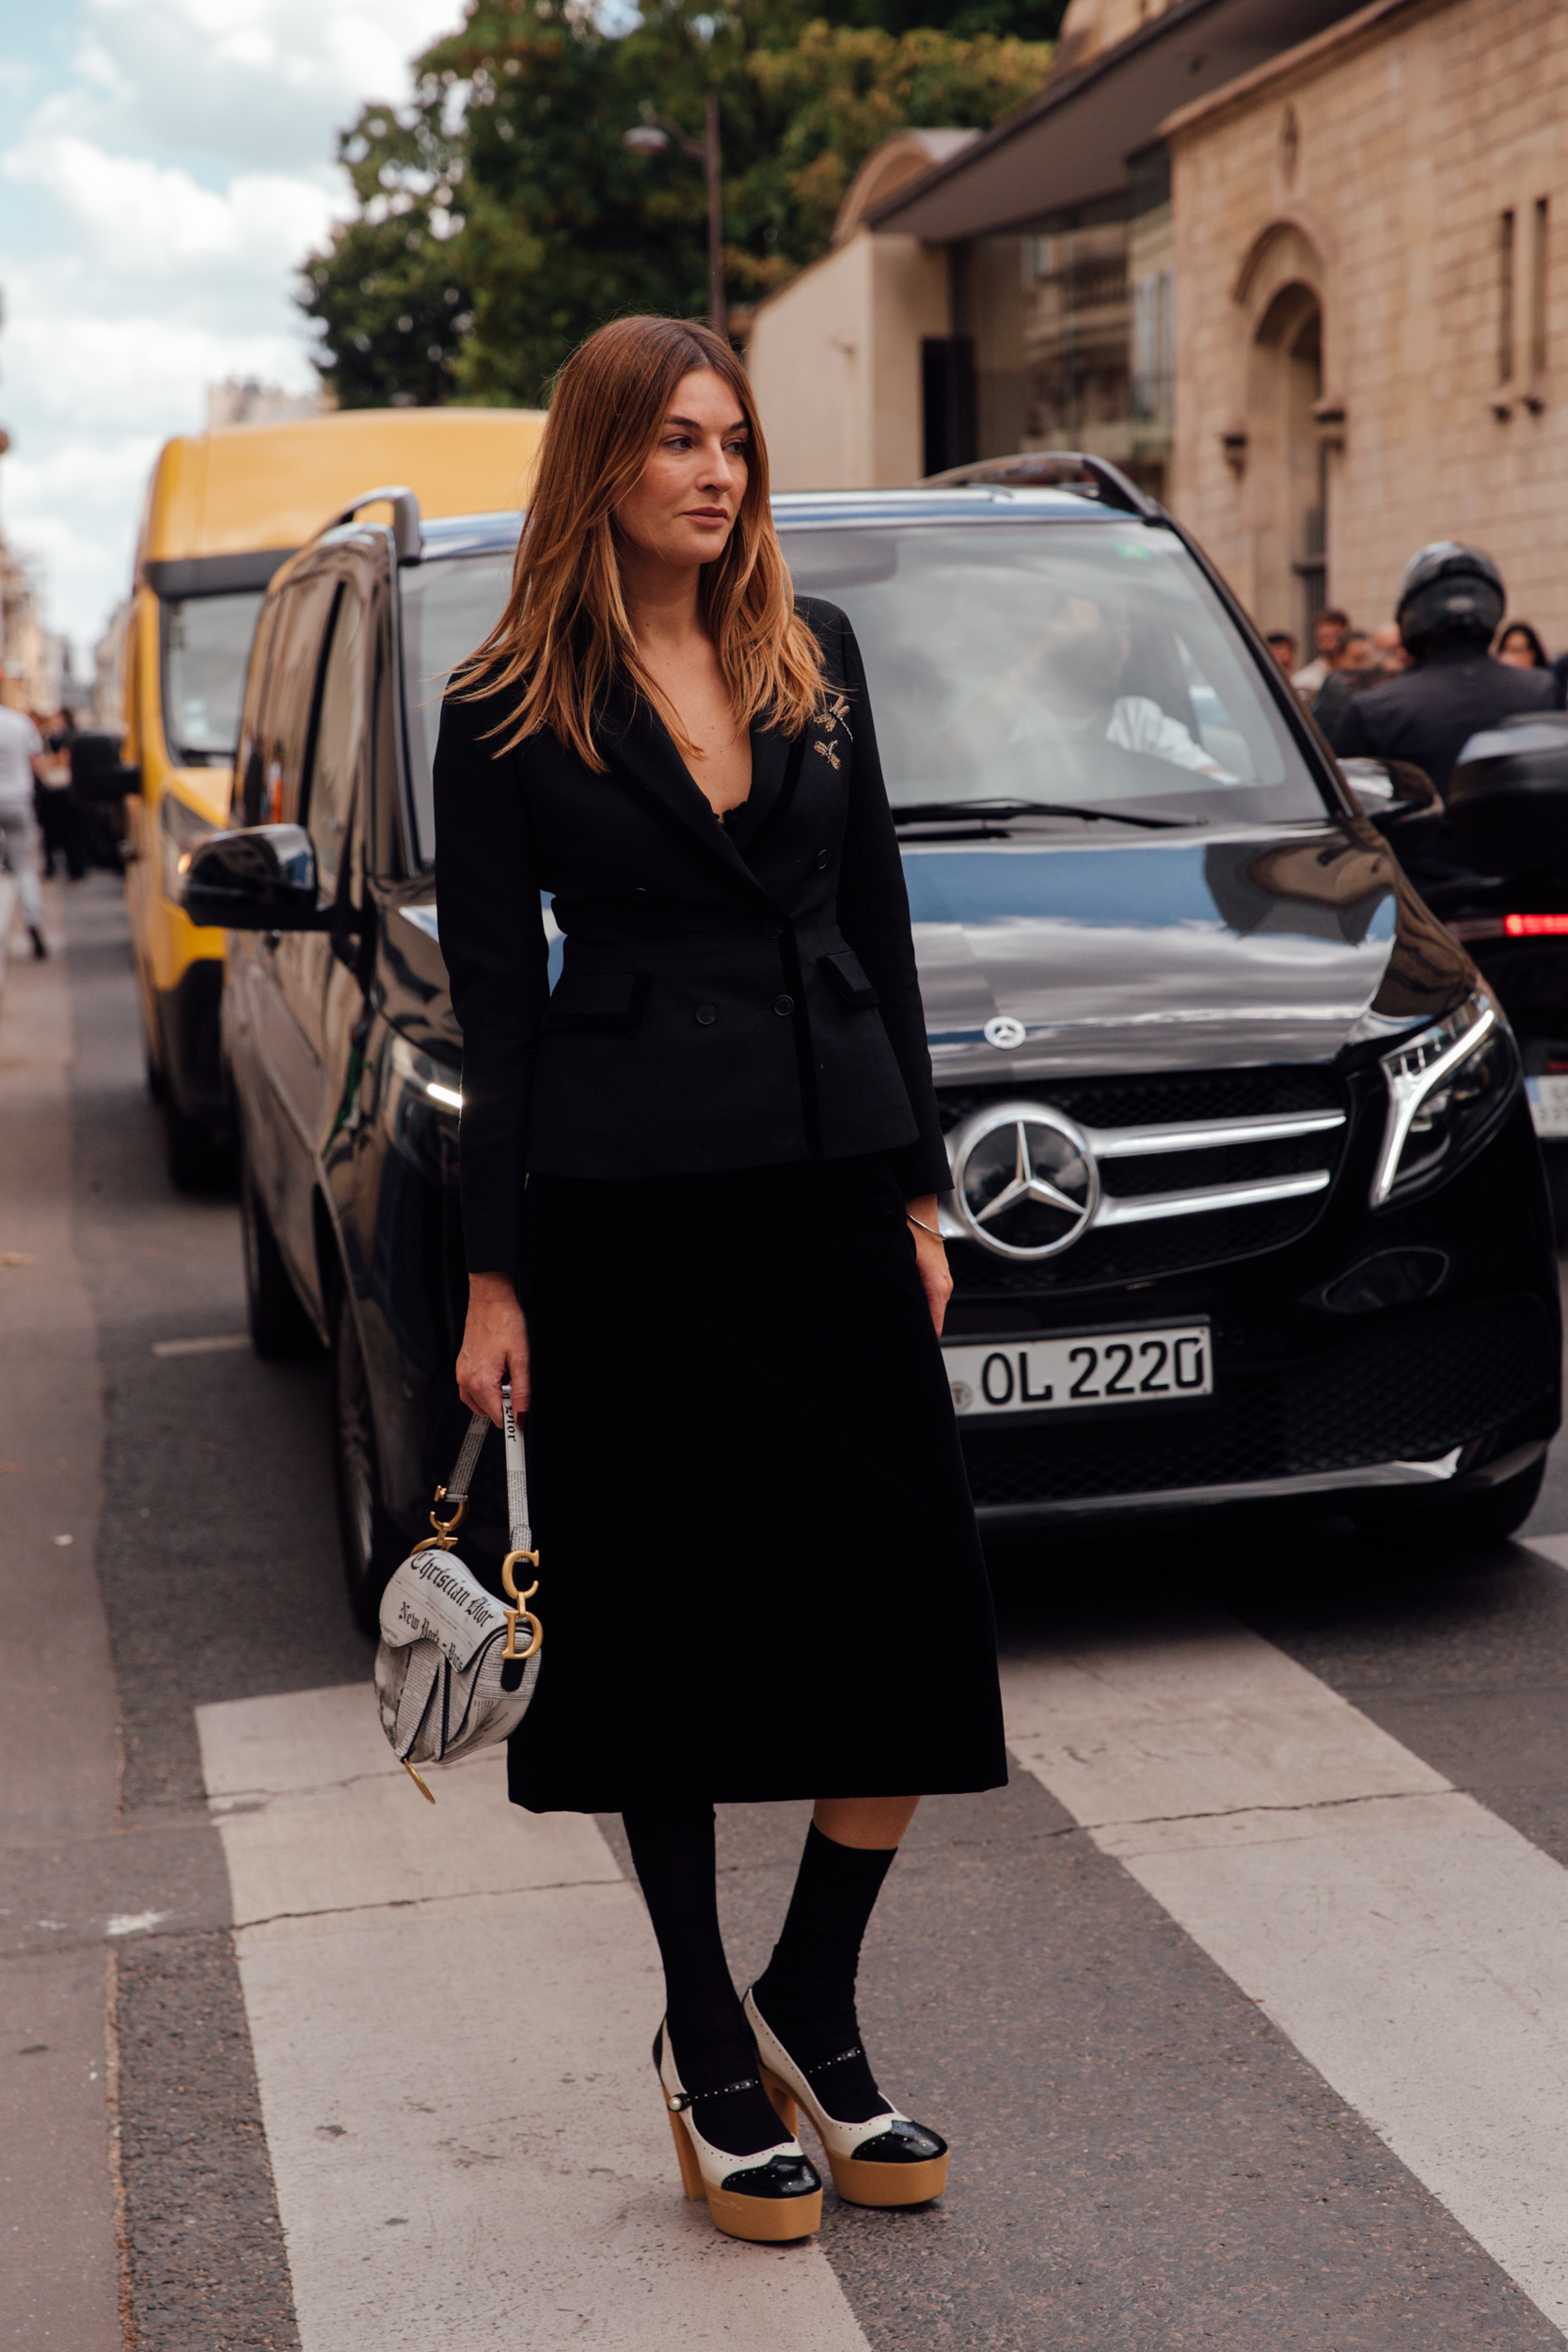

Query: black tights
622,1802,898,2156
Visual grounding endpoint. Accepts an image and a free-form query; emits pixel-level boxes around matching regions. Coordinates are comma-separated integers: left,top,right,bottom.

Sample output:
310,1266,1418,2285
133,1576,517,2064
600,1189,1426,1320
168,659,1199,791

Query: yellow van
116,407,545,1184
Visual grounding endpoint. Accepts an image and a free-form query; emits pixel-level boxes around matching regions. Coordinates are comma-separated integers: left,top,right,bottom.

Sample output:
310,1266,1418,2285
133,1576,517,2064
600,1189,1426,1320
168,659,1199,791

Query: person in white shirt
942,593,1233,785
1291,608,1351,701
0,698,48,958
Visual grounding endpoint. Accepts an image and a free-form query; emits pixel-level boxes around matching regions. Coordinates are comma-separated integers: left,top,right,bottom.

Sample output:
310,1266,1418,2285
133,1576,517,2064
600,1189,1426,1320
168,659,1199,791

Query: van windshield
399,518,1329,859
784,521,1328,828
160,592,263,766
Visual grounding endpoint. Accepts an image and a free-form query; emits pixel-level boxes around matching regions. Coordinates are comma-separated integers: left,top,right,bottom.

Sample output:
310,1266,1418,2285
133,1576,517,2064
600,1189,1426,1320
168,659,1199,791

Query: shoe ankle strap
801,2043,864,2079
667,2073,763,2114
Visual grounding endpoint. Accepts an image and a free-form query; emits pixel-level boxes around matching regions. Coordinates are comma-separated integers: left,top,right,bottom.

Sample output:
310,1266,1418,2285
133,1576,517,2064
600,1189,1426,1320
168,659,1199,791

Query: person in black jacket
1329,543,1557,787
434,314,1005,2247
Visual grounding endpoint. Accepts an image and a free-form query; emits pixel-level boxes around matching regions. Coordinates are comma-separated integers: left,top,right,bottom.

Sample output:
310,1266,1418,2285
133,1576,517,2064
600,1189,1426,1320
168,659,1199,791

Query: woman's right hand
457,1271,531,1426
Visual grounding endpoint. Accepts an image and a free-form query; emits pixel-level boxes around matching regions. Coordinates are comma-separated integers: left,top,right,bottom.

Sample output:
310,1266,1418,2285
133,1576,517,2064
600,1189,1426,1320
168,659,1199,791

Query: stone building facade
1167,0,1568,648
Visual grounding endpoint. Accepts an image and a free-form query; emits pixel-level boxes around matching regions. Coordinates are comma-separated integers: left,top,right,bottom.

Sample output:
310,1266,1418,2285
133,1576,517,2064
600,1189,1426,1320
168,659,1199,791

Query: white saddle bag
373,1381,542,1800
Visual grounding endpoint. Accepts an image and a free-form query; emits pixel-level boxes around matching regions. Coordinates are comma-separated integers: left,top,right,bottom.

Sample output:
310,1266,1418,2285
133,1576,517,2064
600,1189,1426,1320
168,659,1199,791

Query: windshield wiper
893,797,1194,832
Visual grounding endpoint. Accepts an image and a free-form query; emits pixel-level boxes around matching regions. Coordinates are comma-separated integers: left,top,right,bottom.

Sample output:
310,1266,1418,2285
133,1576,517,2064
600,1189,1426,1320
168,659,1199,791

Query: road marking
104,1911,168,1939
150,1333,249,1358
197,1684,873,2352
1002,1603,1568,2331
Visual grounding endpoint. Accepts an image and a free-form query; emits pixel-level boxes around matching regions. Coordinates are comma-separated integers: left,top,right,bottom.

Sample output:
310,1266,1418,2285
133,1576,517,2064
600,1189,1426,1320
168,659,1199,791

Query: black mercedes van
189,468,1560,1625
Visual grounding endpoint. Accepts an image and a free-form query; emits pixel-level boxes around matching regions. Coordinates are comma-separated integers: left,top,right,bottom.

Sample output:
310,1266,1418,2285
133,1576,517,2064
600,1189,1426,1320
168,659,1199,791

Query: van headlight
1370,989,1518,1206
160,791,219,907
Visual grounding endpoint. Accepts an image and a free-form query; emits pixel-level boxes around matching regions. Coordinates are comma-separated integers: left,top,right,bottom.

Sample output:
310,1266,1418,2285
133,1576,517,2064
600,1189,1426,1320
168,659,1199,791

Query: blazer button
773,993,794,1016
815,850,830,870
762,919,783,939
695,1004,717,1025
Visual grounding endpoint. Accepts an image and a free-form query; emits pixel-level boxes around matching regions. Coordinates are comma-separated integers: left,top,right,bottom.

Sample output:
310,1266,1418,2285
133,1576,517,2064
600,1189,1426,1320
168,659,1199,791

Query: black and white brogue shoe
655,2023,823,2243
743,1987,949,2208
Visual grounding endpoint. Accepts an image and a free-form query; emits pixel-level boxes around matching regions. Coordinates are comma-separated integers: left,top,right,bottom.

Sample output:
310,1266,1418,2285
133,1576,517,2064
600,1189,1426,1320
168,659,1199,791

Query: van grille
939,1065,1350,1294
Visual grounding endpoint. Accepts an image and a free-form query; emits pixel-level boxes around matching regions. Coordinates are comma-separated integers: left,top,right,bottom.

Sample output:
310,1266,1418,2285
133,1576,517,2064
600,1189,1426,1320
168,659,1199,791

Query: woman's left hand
906,1194,952,1336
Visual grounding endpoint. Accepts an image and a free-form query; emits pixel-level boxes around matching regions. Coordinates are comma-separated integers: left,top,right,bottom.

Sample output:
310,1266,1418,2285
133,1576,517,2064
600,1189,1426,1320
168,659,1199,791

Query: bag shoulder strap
442,1381,531,1555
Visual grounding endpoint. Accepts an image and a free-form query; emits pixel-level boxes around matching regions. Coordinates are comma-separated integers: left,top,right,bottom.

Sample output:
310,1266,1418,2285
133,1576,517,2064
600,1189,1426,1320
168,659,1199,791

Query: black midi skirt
508,1153,1007,1813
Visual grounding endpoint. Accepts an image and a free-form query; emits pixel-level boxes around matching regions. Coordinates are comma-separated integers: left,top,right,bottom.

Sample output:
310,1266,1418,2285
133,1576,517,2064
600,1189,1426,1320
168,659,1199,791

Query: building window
1498,208,1516,386
1531,198,1549,383
1132,267,1174,422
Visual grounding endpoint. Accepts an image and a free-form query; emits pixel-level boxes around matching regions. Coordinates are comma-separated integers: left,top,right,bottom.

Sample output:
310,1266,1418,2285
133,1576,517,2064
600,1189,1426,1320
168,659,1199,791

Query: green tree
300,89,476,407
300,0,1053,410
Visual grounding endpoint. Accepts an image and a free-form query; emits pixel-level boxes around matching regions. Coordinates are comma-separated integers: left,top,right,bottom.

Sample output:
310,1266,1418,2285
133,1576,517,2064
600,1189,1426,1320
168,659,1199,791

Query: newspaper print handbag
373,1381,542,1801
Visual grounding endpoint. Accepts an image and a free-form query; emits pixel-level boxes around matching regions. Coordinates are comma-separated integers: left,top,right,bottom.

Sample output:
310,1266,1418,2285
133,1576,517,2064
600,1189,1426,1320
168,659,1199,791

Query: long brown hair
454,315,823,768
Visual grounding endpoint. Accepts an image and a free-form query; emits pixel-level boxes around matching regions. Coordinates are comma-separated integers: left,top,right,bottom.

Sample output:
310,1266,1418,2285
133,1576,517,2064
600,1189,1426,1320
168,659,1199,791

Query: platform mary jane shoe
655,2025,823,2243
744,1988,949,2209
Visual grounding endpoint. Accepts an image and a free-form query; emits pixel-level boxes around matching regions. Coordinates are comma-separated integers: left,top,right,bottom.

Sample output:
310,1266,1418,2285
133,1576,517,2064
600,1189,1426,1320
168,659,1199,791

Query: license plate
943,1324,1212,1416
1528,1075,1568,1138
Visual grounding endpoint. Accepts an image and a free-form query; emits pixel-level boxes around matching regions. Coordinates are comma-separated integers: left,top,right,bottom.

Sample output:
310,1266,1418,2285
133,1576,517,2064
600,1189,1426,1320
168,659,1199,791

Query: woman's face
1498,628,1539,669
615,369,750,575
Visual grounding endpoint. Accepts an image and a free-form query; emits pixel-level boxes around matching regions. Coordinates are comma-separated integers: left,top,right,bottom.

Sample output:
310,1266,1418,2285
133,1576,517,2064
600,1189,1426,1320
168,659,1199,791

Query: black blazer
433,596,947,1275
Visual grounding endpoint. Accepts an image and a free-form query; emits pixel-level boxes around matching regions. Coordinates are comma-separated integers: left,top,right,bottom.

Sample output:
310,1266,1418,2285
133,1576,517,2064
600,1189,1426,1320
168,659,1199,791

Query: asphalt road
10,871,1568,2350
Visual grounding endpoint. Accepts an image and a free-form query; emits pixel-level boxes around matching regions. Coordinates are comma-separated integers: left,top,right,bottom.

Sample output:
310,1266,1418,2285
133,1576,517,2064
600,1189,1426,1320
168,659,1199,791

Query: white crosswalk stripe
200,1557,1568,2344
1001,1571,1568,2332
197,1685,873,2352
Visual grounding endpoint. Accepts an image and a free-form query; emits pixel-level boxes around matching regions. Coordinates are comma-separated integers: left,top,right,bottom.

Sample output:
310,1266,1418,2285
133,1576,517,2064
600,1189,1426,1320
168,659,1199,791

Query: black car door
228,569,337,1278
262,571,377,1307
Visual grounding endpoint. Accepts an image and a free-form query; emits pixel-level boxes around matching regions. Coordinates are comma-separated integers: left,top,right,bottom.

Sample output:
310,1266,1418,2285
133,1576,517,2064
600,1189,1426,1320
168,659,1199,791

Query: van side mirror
183,824,330,930
1339,757,1442,834
70,729,142,801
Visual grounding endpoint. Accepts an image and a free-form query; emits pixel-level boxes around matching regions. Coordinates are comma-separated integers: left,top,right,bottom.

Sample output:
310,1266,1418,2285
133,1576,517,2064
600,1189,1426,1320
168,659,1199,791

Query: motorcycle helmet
1396,541,1506,653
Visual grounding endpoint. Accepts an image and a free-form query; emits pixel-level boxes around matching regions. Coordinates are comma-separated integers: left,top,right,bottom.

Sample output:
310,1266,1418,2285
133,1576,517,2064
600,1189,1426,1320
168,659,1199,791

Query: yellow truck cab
119,407,546,1184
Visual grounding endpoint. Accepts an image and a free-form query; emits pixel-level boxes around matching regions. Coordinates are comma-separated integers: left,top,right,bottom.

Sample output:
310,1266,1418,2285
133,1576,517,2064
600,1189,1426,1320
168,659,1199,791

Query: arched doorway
1248,280,1325,646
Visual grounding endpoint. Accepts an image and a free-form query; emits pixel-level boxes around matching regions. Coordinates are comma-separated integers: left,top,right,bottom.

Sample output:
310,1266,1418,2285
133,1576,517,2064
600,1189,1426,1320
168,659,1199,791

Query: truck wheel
331,1283,404,1633
240,1141,319,1360
1353,1456,1545,1552
166,1099,223,1191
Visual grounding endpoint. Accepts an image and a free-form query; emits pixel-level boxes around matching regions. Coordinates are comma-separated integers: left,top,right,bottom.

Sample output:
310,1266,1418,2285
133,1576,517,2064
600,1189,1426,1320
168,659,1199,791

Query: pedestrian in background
1369,620,1412,678
1292,607,1351,699
1497,621,1550,671
436,314,1006,2249
36,707,85,882
0,689,48,958
1310,628,1375,736
1266,630,1296,672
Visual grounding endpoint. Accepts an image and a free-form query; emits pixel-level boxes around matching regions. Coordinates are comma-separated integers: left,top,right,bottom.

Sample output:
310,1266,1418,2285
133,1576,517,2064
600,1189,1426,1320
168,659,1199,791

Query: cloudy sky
0,0,463,663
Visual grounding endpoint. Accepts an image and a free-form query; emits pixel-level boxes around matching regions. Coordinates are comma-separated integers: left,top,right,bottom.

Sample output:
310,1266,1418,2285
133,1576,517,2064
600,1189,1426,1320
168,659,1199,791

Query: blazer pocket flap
819,949,879,1009
543,971,650,1034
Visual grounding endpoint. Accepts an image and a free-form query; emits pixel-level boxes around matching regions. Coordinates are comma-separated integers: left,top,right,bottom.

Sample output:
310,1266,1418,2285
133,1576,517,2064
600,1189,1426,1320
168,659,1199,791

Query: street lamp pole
702,94,724,342
623,103,727,341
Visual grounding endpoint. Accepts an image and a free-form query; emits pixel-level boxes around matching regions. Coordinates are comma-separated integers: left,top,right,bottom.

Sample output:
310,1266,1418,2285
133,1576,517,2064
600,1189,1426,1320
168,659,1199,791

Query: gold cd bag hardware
373,1381,543,1801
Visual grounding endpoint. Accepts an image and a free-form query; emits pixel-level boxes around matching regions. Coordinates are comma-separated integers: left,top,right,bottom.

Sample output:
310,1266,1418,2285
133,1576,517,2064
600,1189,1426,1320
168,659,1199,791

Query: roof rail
920,451,1161,518
327,485,423,564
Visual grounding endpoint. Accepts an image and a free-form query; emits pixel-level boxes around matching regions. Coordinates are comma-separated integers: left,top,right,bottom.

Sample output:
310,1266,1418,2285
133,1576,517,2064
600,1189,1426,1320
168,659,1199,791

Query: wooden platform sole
666,2109,823,2242
762,2065,949,2208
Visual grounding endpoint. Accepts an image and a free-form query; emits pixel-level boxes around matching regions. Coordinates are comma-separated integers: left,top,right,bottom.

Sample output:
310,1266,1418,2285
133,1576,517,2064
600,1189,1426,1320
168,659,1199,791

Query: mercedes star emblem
984,1015,1027,1050
947,1099,1099,1260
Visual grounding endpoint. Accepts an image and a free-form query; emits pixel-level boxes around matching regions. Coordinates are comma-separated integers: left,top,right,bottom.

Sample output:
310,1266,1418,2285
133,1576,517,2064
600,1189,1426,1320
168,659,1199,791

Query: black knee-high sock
752,1823,897,2123
621,1802,785,2158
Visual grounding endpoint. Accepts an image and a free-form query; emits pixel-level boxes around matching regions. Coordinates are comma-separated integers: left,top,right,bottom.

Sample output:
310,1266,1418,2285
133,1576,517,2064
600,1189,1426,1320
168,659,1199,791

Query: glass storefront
950,149,1174,501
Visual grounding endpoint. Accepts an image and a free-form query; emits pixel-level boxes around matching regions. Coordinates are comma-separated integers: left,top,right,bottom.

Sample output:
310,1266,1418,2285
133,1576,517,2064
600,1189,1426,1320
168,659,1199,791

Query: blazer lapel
598,677,769,899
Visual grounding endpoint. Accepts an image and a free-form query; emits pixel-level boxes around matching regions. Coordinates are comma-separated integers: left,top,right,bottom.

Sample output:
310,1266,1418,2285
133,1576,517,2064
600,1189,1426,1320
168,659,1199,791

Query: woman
1497,620,1550,670
435,315,1006,2247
